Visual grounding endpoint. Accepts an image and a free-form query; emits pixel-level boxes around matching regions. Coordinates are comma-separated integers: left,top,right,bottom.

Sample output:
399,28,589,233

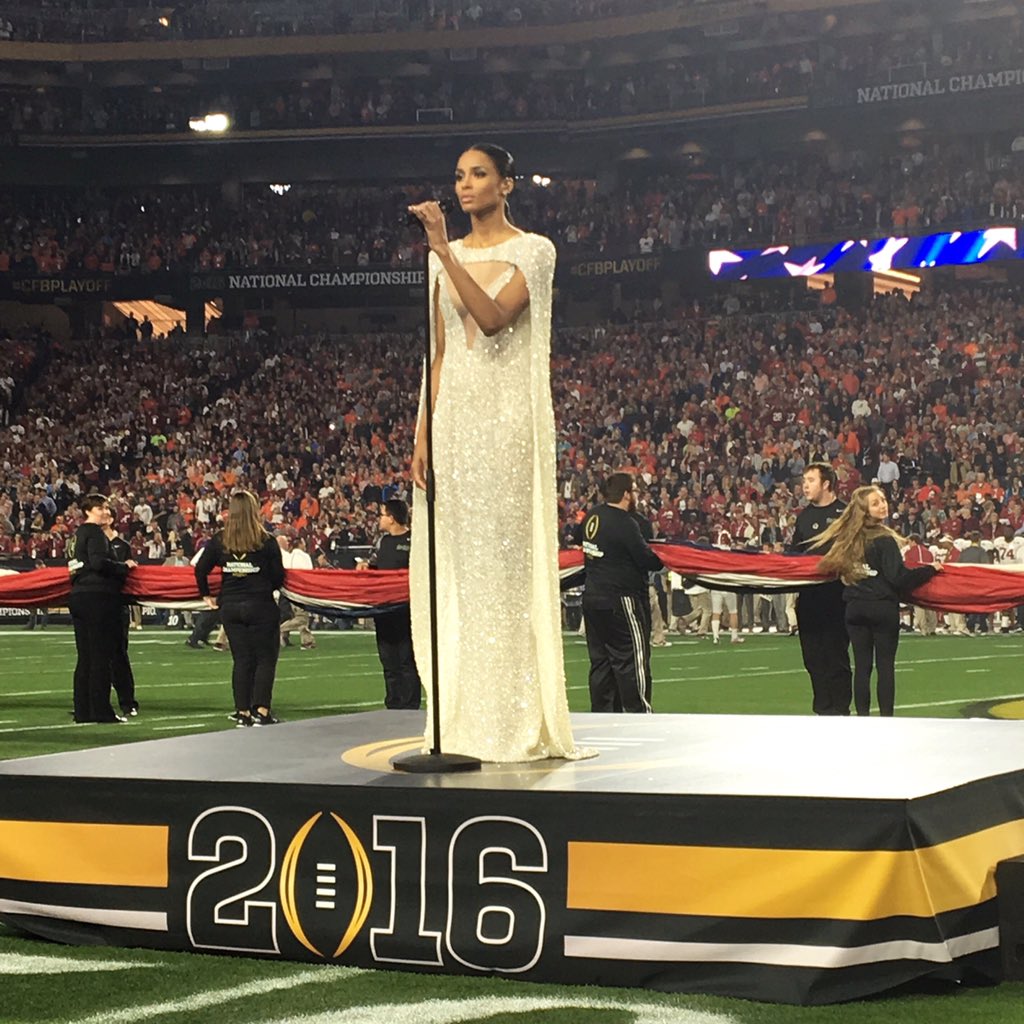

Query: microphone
404,196,454,228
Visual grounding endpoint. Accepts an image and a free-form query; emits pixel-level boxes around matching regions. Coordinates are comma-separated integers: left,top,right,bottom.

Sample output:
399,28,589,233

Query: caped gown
410,232,590,763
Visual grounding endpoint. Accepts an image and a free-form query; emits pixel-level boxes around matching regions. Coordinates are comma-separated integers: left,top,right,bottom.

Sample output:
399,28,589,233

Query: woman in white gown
408,144,591,763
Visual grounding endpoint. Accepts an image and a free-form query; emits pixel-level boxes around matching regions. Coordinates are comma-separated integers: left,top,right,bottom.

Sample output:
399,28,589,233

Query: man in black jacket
362,499,421,710
104,518,139,717
67,494,137,723
581,473,664,713
790,463,851,715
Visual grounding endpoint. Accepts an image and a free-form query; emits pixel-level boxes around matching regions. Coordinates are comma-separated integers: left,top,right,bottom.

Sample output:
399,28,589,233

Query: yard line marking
966,669,988,673
147,712,225,722
75,966,360,1024
658,669,803,684
308,701,382,711
896,693,1024,710
152,724,212,731
0,952,159,974
0,722,95,735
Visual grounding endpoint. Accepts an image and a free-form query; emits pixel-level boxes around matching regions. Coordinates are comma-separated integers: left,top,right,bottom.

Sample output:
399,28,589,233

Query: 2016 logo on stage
185,807,549,973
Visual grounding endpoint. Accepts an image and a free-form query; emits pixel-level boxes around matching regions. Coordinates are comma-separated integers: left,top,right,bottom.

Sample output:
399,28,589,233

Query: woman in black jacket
195,491,285,727
812,485,941,717
67,493,138,723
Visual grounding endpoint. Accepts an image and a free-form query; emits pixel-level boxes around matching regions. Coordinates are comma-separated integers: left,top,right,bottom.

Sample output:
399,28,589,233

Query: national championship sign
857,68,1024,104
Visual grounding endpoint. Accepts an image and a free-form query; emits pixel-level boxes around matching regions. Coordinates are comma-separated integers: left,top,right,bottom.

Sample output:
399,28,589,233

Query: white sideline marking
269,995,736,1024
75,966,359,1024
0,952,158,974
152,724,211,732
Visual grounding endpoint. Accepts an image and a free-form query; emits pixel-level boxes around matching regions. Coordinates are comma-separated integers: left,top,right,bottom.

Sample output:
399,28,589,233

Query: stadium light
531,174,551,187
269,184,292,195
188,113,230,133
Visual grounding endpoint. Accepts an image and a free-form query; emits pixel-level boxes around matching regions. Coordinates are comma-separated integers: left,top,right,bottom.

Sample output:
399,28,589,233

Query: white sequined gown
410,232,584,762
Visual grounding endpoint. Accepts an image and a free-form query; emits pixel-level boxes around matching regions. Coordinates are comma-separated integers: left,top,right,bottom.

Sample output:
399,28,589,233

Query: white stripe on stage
0,899,168,932
563,927,998,969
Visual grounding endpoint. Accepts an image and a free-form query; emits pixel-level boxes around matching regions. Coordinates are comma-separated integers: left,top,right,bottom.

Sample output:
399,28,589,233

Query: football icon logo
279,811,373,958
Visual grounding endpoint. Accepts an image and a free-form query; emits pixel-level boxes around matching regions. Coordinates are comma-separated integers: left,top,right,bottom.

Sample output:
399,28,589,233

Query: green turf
1,625,1023,1023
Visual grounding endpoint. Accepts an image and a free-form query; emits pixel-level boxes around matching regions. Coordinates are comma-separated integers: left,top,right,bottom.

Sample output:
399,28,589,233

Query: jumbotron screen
708,226,1020,281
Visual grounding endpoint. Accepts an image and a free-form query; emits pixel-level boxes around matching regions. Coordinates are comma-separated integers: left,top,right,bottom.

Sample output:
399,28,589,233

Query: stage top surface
1,712,1022,800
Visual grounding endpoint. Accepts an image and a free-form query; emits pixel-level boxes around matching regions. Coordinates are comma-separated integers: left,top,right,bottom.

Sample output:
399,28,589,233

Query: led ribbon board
708,226,1021,281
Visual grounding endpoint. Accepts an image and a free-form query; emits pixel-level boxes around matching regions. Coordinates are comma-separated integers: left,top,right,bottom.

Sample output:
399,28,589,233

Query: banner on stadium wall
187,268,425,296
0,252,696,308
0,271,181,303
854,67,1024,105
566,255,663,279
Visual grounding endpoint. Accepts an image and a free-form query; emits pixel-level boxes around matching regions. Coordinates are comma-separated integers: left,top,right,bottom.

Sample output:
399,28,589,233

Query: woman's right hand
407,201,450,256
412,434,428,491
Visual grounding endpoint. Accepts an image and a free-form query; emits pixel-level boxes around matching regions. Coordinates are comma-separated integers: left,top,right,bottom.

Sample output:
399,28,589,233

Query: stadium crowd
4,140,1024,276
2,280,1024,590
0,0,673,44
3,14,1023,138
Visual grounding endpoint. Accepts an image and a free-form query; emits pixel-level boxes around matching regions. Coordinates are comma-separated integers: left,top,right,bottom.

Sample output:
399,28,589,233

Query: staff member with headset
67,493,138,724
581,472,664,713
195,490,285,727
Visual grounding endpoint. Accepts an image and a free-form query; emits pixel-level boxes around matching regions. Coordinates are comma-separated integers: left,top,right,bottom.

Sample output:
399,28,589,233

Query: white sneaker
712,636,720,645
731,636,745,644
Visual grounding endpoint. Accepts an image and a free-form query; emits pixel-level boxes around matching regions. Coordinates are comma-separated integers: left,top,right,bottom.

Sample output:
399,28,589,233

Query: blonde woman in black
812,485,940,717
195,491,285,727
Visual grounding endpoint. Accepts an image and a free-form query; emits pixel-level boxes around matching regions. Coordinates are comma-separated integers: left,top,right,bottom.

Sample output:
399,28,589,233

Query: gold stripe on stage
0,820,168,887
567,819,1024,920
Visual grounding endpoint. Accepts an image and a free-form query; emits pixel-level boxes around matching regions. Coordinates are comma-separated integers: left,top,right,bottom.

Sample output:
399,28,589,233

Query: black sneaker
234,714,254,728
121,704,139,718
251,710,280,726
185,639,205,649
228,711,249,725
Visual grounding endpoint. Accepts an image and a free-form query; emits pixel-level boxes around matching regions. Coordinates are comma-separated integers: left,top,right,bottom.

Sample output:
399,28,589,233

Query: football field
1,625,1023,1024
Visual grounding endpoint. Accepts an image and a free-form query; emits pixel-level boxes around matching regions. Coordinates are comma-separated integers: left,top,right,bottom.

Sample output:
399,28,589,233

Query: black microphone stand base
390,751,482,774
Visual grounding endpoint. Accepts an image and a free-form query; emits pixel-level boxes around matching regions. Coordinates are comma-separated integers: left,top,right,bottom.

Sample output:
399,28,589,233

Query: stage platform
2,712,1024,1005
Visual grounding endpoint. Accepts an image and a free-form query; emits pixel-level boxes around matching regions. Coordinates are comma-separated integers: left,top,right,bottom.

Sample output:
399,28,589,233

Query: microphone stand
392,216,481,774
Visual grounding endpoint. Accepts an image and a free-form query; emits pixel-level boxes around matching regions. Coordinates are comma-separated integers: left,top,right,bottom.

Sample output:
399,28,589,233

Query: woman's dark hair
465,142,516,224
467,142,515,180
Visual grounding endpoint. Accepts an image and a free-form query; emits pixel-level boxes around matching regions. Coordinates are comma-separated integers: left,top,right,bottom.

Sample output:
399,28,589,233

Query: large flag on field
0,544,1022,614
